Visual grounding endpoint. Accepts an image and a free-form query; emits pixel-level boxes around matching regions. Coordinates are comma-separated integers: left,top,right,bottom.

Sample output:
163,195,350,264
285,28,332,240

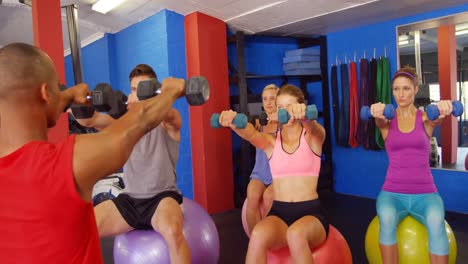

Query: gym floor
100,191,468,264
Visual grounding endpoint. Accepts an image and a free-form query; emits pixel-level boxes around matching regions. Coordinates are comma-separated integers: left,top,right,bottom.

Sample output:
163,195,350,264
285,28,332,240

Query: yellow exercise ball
365,216,457,264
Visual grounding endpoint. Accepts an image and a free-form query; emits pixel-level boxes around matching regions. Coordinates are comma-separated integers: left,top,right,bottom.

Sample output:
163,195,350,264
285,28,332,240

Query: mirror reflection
398,17,468,170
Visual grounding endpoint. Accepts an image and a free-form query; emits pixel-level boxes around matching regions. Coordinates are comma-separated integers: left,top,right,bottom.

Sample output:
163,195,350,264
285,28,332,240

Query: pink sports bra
269,127,321,178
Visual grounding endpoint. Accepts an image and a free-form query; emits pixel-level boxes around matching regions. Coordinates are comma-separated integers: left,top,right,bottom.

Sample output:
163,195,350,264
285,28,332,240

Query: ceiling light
399,35,409,41
258,0,380,33
224,1,288,22
455,29,468,36
398,40,409,46
92,0,125,14
455,23,468,31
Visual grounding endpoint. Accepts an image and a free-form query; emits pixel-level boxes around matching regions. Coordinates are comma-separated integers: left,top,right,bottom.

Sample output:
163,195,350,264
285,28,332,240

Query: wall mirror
397,11,468,170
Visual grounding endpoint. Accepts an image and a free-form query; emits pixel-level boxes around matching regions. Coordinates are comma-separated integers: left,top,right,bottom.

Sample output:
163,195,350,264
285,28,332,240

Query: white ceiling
1,0,468,53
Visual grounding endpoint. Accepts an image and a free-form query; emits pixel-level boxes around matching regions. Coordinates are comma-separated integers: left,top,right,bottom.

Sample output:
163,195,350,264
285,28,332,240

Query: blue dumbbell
426,101,464,121
278,105,318,124
360,104,395,121
210,113,248,129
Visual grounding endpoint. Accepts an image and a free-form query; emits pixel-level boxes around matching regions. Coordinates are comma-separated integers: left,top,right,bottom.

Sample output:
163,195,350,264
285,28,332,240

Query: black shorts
112,191,183,230
267,199,329,236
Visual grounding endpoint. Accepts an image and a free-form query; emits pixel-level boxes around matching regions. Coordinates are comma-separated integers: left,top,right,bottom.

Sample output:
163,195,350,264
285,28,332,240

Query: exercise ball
267,225,352,264
113,197,219,264
365,216,457,264
465,153,468,170
241,198,268,237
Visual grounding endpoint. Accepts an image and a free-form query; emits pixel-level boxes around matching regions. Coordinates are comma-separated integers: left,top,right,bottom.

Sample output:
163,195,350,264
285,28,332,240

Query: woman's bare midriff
272,176,319,202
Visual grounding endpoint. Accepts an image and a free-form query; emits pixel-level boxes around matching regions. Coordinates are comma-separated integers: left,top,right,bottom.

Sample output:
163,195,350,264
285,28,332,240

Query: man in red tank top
0,43,185,263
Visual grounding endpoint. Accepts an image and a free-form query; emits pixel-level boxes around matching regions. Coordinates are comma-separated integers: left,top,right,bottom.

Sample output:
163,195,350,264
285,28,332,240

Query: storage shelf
227,32,333,200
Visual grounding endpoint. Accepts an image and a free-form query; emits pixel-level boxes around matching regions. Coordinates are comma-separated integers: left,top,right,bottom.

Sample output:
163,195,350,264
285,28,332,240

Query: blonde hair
262,84,279,94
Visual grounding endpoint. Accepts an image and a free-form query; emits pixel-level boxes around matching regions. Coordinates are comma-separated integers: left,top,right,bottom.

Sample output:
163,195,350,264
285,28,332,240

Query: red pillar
32,0,69,144
438,25,458,164
184,12,234,213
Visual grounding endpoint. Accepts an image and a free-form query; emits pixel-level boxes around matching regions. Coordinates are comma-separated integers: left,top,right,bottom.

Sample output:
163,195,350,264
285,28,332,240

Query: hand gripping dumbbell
210,113,248,129
137,76,209,106
426,101,464,121
277,104,318,124
259,112,269,126
360,104,395,121
71,83,117,119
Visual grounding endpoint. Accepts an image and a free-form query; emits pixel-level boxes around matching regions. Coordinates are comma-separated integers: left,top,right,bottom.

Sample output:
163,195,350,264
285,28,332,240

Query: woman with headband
369,66,453,264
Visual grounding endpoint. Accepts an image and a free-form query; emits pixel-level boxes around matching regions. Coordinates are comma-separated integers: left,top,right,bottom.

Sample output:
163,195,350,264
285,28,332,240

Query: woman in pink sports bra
218,84,328,264
370,66,453,264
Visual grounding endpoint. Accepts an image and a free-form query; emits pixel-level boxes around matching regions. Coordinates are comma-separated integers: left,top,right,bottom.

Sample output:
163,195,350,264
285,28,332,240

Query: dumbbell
259,112,268,126
86,83,115,112
137,76,209,106
277,105,318,124
108,90,128,119
61,83,103,114
426,101,464,121
360,104,395,121
71,83,124,119
210,113,248,129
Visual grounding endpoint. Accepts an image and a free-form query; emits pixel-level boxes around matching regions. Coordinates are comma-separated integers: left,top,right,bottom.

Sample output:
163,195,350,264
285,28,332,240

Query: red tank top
0,135,103,264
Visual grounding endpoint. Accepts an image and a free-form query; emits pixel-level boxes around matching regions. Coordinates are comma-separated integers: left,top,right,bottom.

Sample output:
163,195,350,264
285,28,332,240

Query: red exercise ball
465,153,468,170
267,225,352,264
241,198,268,237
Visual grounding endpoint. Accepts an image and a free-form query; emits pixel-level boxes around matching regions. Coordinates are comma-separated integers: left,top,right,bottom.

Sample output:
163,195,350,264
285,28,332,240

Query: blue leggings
376,191,449,255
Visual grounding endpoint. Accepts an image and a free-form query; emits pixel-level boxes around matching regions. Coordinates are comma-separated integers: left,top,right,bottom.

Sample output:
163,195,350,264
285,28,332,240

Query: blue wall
112,11,169,93
165,11,192,199
64,34,113,88
228,36,298,96
327,4,468,213
227,35,323,111
65,10,193,198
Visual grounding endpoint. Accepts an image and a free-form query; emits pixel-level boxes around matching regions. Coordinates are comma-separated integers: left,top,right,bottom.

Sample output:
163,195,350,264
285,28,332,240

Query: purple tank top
382,110,436,194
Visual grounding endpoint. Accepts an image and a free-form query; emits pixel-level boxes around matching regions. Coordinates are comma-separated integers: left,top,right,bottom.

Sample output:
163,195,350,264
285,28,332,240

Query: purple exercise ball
113,197,220,264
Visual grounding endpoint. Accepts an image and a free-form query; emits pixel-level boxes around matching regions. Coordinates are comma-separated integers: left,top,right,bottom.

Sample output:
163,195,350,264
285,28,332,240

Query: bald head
0,43,57,99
